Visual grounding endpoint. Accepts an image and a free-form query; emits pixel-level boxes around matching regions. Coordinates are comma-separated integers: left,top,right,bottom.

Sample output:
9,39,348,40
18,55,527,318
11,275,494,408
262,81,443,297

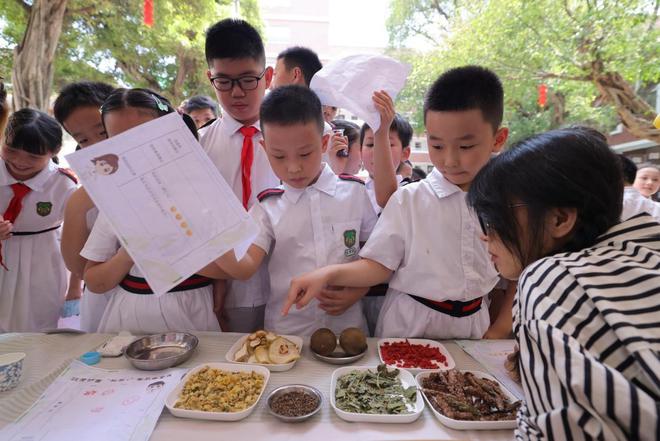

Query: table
0,332,515,440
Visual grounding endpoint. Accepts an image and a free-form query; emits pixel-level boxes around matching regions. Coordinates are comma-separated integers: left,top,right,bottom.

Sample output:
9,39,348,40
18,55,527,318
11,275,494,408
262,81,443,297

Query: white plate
415,369,518,430
165,362,270,421
330,365,424,423
378,338,456,374
225,334,303,372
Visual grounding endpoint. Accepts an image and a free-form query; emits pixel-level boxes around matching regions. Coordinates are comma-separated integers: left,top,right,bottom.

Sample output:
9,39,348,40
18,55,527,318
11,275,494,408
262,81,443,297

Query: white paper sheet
0,360,185,441
310,54,411,132
455,339,525,400
66,113,258,295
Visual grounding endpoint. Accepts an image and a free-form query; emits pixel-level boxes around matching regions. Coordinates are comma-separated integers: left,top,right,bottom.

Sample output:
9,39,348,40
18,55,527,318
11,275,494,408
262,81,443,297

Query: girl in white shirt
0,109,78,331
81,88,221,334
467,127,659,441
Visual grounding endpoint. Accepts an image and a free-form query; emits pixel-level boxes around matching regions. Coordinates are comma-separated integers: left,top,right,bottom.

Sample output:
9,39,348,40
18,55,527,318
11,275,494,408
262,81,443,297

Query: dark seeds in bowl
271,391,319,417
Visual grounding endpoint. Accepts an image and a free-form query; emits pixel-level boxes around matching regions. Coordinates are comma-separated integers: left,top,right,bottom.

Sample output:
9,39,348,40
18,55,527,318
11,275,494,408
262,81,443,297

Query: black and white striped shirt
514,214,660,441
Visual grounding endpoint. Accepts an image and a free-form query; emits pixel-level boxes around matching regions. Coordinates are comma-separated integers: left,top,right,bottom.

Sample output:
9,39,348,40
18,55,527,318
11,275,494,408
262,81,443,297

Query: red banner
538,84,547,108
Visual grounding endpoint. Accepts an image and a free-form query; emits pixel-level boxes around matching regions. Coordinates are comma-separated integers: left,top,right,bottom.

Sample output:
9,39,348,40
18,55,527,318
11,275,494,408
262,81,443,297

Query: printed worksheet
66,112,257,294
455,339,524,399
0,360,185,441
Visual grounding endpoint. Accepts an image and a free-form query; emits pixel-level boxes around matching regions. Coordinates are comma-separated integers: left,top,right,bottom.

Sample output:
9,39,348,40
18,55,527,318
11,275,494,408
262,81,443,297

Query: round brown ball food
310,328,337,356
339,327,367,355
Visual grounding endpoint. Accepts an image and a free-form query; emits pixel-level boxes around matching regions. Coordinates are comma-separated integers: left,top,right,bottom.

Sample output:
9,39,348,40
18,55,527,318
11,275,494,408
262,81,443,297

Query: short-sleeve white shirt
622,186,660,222
199,113,279,308
360,168,499,301
250,164,378,335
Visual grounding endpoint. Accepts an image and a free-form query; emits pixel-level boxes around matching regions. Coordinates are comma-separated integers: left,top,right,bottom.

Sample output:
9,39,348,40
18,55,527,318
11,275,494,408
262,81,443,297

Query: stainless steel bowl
125,332,198,371
267,384,323,422
310,343,368,365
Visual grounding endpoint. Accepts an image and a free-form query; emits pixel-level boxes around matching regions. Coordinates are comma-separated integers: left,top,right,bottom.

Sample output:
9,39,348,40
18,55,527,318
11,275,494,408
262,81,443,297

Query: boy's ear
493,127,509,153
321,133,330,154
264,66,274,89
206,69,212,80
401,146,411,161
259,138,266,150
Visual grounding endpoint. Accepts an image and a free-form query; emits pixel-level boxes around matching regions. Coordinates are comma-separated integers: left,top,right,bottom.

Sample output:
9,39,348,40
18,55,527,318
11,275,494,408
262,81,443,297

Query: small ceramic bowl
311,340,368,365
125,332,198,371
267,384,323,422
0,352,26,392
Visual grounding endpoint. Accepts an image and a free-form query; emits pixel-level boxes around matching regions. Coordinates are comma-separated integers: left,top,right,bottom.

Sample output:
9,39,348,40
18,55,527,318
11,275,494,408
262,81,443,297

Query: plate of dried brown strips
415,369,521,430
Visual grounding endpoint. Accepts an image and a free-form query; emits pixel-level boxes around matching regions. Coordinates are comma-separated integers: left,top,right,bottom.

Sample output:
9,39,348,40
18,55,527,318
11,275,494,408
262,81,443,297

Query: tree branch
431,0,450,20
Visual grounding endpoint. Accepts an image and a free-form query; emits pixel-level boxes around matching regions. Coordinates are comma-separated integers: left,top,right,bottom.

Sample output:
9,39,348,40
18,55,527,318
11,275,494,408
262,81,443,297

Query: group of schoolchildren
1,18,657,342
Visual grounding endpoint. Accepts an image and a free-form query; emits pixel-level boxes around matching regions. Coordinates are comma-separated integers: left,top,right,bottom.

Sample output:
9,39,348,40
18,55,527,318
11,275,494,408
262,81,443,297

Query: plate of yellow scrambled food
165,363,270,421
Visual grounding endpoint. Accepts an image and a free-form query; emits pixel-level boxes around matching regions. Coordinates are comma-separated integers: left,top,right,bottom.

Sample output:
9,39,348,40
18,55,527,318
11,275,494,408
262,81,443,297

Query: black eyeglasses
209,69,266,92
477,203,528,236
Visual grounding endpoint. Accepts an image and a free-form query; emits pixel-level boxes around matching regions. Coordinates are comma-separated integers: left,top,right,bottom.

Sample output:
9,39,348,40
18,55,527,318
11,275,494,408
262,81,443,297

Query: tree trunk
169,48,198,105
11,0,69,111
591,62,660,143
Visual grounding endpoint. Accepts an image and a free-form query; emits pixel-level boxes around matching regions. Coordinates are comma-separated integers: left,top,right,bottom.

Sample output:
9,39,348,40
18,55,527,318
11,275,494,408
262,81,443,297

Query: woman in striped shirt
468,127,659,440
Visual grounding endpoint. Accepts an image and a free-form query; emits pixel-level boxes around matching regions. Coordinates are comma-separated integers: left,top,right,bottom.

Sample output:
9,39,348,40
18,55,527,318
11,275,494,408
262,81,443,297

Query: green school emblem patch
343,229,357,257
36,201,52,217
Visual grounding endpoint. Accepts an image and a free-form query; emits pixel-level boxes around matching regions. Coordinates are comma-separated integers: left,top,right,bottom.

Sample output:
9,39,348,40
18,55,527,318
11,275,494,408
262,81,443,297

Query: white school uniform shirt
359,168,499,338
200,113,279,308
0,160,77,332
250,164,378,336
621,186,660,222
80,214,220,334
365,174,405,214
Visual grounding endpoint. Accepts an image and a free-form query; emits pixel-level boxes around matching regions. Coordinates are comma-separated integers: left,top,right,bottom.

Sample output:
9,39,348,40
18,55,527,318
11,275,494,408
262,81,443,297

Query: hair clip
151,94,169,112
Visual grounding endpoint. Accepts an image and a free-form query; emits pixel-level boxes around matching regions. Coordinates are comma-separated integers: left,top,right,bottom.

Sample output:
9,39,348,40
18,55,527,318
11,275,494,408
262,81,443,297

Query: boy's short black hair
618,154,638,185
359,113,413,148
205,19,265,66
277,46,322,87
184,95,218,116
53,81,115,126
424,65,504,131
259,85,323,134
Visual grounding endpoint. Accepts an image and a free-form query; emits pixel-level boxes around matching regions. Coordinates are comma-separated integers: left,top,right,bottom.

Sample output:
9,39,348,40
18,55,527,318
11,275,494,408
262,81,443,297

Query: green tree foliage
0,0,262,106
388,0,660,144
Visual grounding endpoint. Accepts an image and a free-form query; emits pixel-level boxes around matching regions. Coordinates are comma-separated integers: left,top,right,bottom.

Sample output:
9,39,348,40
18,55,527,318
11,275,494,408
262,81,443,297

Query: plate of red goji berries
378,338,456,374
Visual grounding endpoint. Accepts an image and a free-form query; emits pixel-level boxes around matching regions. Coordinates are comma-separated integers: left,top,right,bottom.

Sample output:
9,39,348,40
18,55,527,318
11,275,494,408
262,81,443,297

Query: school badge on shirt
36,201,53,217
343,229,357,257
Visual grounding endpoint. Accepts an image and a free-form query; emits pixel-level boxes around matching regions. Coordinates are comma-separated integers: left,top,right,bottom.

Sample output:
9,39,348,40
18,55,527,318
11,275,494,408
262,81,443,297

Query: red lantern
144,0,154,27
538,84,547,108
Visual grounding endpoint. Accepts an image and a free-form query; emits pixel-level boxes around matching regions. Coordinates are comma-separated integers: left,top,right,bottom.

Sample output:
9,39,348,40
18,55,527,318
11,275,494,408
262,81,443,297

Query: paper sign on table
0,360,185,441
66,113,258,295
310,54,411,132
455,339,524,400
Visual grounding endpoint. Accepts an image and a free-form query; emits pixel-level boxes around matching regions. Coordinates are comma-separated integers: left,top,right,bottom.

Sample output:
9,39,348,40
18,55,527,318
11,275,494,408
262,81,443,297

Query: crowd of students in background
0,18,658,441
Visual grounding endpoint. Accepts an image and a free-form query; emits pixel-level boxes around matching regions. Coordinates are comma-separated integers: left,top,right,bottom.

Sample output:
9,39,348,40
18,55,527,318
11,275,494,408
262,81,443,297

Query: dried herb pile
420,370,521,421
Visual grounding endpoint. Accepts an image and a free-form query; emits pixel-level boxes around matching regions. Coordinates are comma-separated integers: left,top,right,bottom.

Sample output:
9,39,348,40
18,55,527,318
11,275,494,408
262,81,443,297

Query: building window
350,114,358,121
414,141,422,149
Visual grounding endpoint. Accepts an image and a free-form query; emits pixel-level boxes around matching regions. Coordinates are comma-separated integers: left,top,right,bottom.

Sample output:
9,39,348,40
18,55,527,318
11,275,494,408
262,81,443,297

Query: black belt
366,283,388,297
119,274,212,295
408,294,483,318
12,224,61,236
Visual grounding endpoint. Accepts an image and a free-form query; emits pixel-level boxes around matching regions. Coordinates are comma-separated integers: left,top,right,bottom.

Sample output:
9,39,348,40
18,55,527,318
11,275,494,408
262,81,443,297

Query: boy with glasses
199,18,278,332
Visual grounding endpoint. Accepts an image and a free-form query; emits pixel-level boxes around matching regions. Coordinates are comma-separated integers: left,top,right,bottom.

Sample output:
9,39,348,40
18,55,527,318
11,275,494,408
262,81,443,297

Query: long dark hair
467,126,623,267
100,88,198,139
4,108,62,156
